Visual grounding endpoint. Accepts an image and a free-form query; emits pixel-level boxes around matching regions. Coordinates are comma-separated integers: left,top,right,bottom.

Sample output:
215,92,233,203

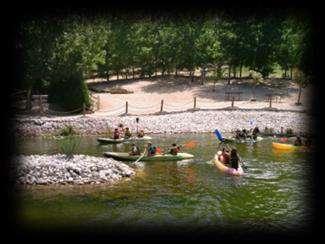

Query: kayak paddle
134,148,147,164
183,140,198,149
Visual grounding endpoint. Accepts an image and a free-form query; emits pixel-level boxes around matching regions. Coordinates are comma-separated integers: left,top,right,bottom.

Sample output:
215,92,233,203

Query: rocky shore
14,110,313,137
13,154,135,185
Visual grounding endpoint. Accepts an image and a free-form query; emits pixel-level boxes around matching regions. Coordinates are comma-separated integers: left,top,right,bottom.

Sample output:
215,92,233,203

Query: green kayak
103,152,194,161
97,136,152,144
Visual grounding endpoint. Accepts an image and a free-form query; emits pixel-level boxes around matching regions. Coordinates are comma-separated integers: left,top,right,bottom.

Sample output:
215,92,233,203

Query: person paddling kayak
117,123,124,134
218,147,230,165
294,136,303,146
252,126,260,140
113,128,120,139
170,143,181,155
147,142,156,157
129,143,140,156
230,148,240,170
124,127,132,139
137,129,145,138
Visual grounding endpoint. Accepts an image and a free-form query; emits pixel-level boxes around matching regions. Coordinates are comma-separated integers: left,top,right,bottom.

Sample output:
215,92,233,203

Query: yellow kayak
272,142,297,150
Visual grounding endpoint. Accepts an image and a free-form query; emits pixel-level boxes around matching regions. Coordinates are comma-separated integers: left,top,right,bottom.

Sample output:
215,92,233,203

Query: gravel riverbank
14,110,313,137
13,154,135,185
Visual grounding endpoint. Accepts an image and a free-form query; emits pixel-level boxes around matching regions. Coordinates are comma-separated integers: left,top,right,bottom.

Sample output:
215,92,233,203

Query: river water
14,133,313,235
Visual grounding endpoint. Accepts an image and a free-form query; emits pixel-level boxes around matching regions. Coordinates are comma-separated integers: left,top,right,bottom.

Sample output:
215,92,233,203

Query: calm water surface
15,133,313,233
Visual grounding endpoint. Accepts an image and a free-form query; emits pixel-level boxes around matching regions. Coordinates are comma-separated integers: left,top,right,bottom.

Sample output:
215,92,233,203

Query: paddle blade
214,129,223,141
183,140,198,149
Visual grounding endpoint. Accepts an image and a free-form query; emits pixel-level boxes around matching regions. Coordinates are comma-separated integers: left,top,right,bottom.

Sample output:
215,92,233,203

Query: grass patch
57,135,80,159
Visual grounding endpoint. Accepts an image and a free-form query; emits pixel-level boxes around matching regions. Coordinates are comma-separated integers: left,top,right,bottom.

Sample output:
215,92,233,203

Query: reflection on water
15,133,313,232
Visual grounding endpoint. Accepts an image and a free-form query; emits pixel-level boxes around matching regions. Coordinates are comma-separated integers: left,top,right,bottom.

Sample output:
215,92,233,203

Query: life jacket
124,130,132,138
156,147,162,154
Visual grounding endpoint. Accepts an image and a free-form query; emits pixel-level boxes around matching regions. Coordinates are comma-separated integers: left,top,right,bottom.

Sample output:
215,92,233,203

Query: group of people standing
113,123,145,140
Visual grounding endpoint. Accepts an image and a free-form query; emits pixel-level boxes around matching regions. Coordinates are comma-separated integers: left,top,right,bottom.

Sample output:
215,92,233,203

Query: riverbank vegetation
17,11,312,111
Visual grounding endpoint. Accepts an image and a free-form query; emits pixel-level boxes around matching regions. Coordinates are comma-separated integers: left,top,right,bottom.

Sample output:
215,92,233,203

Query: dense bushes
48,69,90,111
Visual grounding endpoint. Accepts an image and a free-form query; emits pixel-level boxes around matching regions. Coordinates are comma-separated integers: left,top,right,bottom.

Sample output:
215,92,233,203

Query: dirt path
88,77,311,116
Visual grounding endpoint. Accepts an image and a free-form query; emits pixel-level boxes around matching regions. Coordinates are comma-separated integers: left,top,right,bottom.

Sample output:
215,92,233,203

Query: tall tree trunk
116,72,119,80
175,68,178,77
284,69,287,78
188,71,193,86
296,83,302,105
132,68,135,79
106,72,110,82
26,87,32,111
201,67,205,85
233,66,236,78
239,64,243,78
290,67,293,80
191,70,195,83
228,65,231,85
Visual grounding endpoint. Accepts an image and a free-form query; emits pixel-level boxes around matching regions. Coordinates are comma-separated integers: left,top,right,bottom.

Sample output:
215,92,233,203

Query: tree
247,18,282,78
292,69,308,105
47,16,107,111
277,18,304,79
249,70,264,101
21,19,62,110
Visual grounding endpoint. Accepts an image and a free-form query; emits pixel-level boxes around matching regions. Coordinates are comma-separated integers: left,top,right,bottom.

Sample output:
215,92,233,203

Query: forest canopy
17,12,312,110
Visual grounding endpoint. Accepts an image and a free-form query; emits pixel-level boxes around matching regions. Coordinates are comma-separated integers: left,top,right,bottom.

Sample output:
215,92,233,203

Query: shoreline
13,154,136,185
14,109,313,137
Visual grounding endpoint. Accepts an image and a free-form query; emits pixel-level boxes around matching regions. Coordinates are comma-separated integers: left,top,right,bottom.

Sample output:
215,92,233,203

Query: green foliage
249,70,264,84
57,136,81,160
292,68,309,87
20,14,311,104
58,125,77,137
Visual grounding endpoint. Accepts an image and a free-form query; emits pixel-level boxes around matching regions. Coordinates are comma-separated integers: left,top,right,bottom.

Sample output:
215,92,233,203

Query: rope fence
12,92,305,117
95,95,294,116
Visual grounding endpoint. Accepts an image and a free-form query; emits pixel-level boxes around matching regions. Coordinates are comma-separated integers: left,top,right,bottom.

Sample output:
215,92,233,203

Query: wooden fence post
231,96,235,107
125,101,128,115
194,97,197,110
160,99,164,113
269,95,272,108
